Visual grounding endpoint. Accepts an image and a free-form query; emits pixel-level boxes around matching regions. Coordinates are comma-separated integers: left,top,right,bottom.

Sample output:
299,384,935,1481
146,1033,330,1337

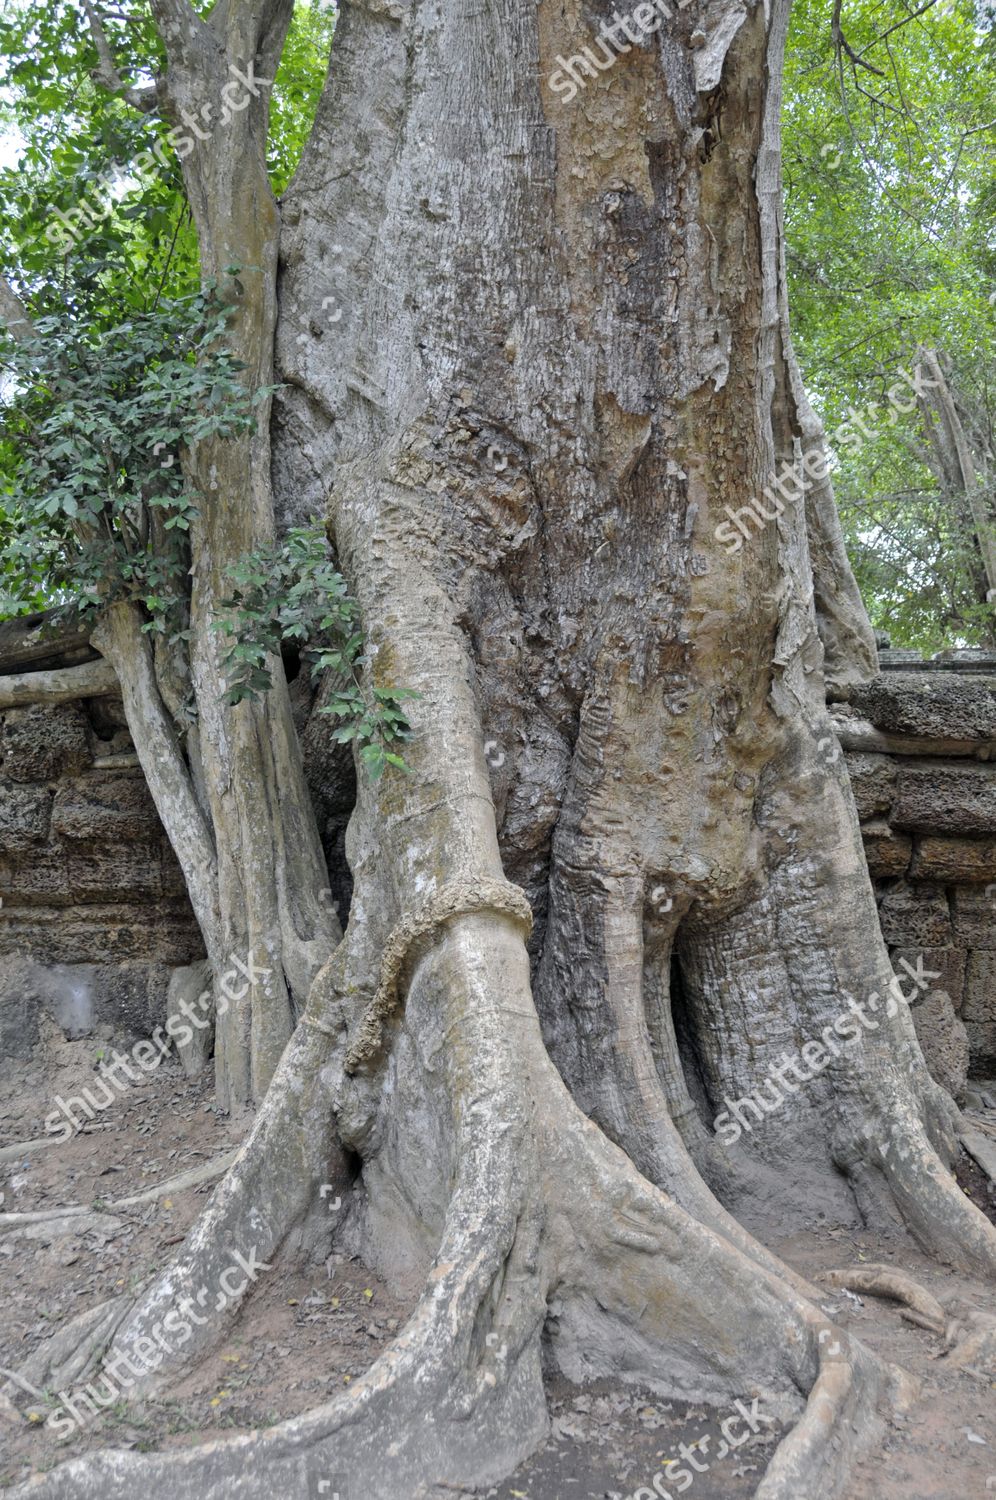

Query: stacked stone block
834,668,996,1092
0,695,203,1056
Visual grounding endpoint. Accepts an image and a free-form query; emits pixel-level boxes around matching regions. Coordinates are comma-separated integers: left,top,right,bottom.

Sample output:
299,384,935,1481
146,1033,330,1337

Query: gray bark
915,345,996,621
0,657,118,708
89,0,341,1108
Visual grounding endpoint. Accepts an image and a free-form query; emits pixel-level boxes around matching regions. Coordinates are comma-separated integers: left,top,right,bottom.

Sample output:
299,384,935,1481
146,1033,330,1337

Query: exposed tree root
0,1208,101,1229
756,1358,908,1500
4,1118,902,1499
7,908,916,1500
851,1104,996,1276
0,1138,64,1166
3,1298,131,1413
939,1310,996,1375
670,737,996,1279
0,1152,238,1242
0,1371,45,1403
4,1018,343,1411
822,1263,996,1377
0,1211,123,1244
822,1265,947,1335
106,1150,239,1209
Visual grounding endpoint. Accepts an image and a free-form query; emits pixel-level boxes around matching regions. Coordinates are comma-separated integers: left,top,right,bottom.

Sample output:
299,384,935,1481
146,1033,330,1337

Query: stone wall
0,618,202,1058
831,659,996,1096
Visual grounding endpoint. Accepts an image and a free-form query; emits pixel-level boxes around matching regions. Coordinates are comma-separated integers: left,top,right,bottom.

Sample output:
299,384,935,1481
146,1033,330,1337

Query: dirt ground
1,1024,994,1500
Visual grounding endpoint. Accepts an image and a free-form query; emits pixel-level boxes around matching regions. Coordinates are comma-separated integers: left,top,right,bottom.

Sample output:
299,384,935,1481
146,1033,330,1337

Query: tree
782,0,996,649
914,345,996,613
2,0,996,1497
0,0,342,1112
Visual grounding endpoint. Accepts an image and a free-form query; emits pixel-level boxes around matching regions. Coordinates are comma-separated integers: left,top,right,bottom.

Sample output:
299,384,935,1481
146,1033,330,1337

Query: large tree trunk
9,0,996,1495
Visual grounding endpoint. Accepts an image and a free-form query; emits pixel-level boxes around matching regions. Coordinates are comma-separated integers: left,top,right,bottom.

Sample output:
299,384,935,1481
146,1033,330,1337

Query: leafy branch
216,525,417,780
0,287,261,630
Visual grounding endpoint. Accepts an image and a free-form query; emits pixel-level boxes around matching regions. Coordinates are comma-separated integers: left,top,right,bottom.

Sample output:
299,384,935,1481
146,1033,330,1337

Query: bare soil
2,1028,994,1500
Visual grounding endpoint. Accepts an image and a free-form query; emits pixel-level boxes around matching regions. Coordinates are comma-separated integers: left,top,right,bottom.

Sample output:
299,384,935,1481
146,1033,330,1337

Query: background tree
1,0,995,1497
783,0,996,649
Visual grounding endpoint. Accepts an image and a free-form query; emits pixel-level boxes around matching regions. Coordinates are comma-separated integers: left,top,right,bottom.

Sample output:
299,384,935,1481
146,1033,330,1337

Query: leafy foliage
217,526,417,779
268,3,337,193
0,290,260,625
0,3,413,780
783,0,996,650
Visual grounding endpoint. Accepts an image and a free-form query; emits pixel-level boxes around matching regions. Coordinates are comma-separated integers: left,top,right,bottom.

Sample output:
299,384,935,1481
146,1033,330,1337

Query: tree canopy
783,0,996,649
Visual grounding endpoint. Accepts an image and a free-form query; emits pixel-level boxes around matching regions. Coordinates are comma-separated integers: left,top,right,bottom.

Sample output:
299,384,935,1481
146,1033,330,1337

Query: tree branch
854,0,940,61
79,0,158,111
146,0,210,68
831,0,887,78
916,347,996,597
0,658,119,709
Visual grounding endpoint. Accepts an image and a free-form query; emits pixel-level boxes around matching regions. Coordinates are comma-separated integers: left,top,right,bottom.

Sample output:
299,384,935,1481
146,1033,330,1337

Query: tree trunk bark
8,0,996,1495
915,345,996,627
0,657,119,708
120,0,340,1107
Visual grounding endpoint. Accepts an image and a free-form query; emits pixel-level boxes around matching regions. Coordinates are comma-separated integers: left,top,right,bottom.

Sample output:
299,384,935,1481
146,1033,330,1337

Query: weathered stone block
890,947,966,1011
861,821,911,878
0,780,52,850
951,887,996,948
0,902,204,965
0,954,43,1059
964,950,996,1073
891,762,996,835
48,962,171,1039
0,958,173,1055
66,844,161,903
910,837,996,883
877,883,952,948
51,771,159,842
849,672,996,741
964,951,996,1024
845,753,897,820
0,849,71,906
0,703,92,782
166,960,214,1076
160,839,190,898
911,990,970,1100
